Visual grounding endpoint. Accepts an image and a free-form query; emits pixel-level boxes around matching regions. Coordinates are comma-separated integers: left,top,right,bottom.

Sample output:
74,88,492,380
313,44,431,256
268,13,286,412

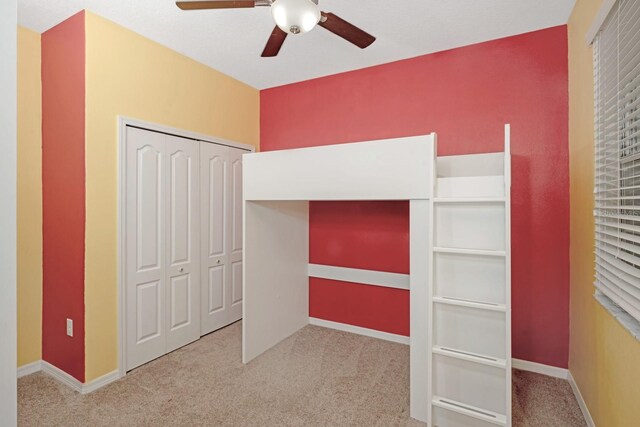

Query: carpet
18,322,586,426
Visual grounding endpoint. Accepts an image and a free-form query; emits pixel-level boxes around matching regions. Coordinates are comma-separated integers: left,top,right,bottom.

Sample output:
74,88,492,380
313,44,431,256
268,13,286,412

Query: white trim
17,361,42,378
118,117,255,152
308,264,410,290
0,2,17,424
38,361,120,394
81,370,120,394
309,318,574,388
118,117,127,379
511,358,568,379
568,371,596,427
308,317,410,345
41,361,83,393
586,0,617,45
117,116,255,377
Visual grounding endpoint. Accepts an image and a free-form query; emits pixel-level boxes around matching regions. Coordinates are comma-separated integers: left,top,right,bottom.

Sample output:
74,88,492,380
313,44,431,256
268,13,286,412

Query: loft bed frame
241,127,511,426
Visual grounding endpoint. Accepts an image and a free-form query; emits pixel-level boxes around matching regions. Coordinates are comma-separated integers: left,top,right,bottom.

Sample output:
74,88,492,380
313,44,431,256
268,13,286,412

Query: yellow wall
568,1,640,425
83,11,260,381
17,26,42,368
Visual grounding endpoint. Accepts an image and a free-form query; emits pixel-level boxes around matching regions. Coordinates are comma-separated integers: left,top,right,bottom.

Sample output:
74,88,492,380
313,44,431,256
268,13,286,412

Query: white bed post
410,134,437,423
409,199,430,422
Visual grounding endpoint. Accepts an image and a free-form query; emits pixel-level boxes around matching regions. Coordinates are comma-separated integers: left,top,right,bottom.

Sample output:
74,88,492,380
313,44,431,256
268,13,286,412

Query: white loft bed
242,135,435,421
242,128,511,426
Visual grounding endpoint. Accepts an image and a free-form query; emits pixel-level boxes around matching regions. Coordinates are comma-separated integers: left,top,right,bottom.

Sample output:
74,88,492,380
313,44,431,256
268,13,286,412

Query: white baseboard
568,371,596,427
309,317,410,345
41,361,83,392
309,319,573,379
512,358,569,379
19,360,119,394
17,360,42,378
82,369,120,394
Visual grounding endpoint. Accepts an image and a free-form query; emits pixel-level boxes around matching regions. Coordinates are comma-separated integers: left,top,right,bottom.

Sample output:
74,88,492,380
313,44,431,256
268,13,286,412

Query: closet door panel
165,135,201,353
231,156,243,254
208,265,225,313
208,154,226,257
231,261,243,305
200,142,233,334
126,127,166,370
169,151,191,264
228,148,245,320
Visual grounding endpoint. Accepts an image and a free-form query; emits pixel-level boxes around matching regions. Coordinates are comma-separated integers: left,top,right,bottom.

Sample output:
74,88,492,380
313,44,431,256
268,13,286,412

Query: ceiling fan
176,0,376,57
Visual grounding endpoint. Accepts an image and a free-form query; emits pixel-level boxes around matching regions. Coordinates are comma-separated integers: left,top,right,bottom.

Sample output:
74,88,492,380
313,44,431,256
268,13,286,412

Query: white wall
0,0,17,423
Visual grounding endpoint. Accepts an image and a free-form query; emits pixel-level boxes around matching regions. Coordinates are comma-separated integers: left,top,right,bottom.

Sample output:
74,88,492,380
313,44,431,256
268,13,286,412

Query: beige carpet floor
18,322,586,426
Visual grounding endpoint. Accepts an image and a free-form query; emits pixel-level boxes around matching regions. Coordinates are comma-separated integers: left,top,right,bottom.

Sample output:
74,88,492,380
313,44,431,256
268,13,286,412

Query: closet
124,125,248,371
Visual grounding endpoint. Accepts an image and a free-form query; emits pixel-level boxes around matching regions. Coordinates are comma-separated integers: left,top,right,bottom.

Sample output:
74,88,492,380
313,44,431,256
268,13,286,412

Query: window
593,0,640,326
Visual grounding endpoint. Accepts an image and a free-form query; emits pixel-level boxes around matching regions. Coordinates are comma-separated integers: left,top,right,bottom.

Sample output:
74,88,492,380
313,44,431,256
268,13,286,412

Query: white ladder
427,125,512,427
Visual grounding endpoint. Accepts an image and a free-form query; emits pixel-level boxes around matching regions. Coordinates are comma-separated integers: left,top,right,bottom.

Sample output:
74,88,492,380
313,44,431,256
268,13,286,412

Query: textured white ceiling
18,0,576,89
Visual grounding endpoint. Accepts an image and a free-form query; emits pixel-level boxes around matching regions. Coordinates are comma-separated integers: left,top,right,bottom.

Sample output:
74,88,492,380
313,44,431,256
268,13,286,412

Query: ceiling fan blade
261,26,288,57
318,12,376,49
176,1,257,10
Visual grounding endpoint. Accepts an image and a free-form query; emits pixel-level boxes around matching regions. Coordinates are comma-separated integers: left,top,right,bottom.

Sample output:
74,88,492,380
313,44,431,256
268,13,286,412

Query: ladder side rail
504,123,512,427
427,132,437,425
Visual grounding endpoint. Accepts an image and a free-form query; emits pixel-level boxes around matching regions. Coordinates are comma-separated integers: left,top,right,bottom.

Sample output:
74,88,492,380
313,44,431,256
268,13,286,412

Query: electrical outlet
66,318,73,337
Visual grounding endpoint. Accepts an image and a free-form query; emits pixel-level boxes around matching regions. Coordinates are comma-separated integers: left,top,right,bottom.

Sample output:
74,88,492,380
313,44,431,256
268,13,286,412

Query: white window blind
593,0,640,323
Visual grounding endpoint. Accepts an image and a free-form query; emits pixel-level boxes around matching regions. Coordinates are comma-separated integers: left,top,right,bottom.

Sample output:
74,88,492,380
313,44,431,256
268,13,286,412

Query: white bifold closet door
200,143,244,335
126,126,201,370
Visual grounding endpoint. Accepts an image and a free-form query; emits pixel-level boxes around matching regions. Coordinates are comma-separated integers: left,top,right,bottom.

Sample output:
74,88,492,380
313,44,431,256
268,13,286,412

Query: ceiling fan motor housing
271,0,321,35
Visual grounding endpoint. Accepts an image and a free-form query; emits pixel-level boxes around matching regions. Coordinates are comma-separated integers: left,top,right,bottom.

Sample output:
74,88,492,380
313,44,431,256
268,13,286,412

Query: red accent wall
310,201,410,273
261,26,570,368
309,201,410,335
42,11,86,382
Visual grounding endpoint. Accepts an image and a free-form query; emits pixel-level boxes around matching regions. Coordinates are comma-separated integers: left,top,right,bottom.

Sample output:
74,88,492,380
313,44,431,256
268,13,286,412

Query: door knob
217,259,221,264
179,267,184,272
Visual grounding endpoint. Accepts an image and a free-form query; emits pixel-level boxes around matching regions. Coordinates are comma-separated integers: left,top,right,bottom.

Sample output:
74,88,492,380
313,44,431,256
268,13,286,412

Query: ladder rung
433,247,506,257
432,396,507,426
433,345,507,368
434,197,506,203
433,296,506,312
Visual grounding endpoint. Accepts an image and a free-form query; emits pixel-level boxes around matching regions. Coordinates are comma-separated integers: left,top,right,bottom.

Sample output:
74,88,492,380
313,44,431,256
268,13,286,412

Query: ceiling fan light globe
271,0,320,35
